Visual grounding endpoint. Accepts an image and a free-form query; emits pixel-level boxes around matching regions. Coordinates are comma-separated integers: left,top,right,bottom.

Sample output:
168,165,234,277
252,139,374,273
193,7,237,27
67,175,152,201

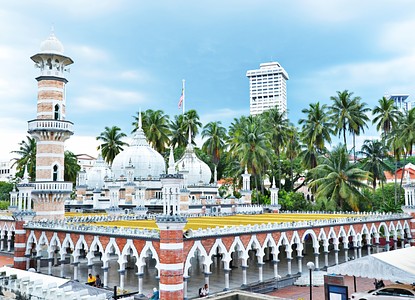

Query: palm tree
96,126,128,166
64,151,81,184
299,102,334,154
169,115,187,149
358,140,391,189
329,90,362,151
182,109,202,143
348,100,370,162
310,145,370,211
285,126,301,190
133,109,170,153
229,116,272,200
202,121,227,178
372,96,401,139
263,108,289,189
12,136,37,180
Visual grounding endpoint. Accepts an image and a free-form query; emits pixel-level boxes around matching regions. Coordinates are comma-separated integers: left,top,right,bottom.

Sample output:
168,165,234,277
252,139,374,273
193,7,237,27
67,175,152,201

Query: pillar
314,253,320,270
297,256,303,274
241,266,248,286
7,239,11,252
13,220,28,270
334,249,339,265
102,267,109,288
48,259,53,275
156,215,187,300
0,238,4,251
375,242,380,254
344,248,349,262
119,269,125,291
88,264,93,276
224,269,230,290
286,257,292,276
357,246,362,258
324,251,329,269
60,260,65,278
36,256,41,272
183,276,189,300
258,262,264,282
73,262,79,281
137,273,144,296
273,260,279,279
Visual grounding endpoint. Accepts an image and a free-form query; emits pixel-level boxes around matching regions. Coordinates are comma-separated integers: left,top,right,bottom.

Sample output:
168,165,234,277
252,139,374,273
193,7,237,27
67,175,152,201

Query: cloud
68,45,110,62
65,135,100,156
200,108,248,127
379,18,415,55
72,86,147,111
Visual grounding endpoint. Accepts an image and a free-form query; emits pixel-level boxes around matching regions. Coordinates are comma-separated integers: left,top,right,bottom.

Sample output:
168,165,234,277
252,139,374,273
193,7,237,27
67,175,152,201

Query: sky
1,1,415,161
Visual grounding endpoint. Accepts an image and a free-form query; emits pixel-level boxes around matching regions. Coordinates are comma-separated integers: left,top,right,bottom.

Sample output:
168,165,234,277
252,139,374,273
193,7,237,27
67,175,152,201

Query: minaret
28,30,74,220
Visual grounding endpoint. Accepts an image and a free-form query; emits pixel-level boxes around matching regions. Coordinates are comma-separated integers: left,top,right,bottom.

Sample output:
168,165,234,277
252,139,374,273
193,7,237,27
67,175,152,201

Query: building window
53,165,58,181
54,104,60,120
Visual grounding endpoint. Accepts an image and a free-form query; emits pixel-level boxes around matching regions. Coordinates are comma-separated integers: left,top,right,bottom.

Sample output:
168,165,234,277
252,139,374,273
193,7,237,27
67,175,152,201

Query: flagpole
182,79,185,115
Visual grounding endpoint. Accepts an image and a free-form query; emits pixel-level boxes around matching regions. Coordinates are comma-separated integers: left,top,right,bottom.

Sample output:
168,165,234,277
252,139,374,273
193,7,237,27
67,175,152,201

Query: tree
372,96,401,139
12,136,37,180
64,151,81,184
359,140,391,190
348,100,370,161
96,126,128,166
310,145,370,211
202,121,227,178
329,90,362,151
169,115,187,149
132,109,170,153
182,109,202,143
0,182,13,202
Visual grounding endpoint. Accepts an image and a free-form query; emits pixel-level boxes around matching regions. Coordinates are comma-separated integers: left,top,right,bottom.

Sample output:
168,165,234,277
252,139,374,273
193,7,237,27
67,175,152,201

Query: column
367,244,371,255
0,237,4,251
36,256,41,272
344,248,349,262
297,256,303,274
394,239,398,250
224,269,230,291
137,273,144,297
73,262,79,281
273,260,279,279
102,267,109,288
204,272,211,287
156,215,187,300
358,246,362,258
26,254,31,270
334,249,339,265
286,257,292,276
354,247,358,259
119,269,125,291
375,242,380,254
13,220,29,270
241,266,248,286
60,260,65,278
88,264,93,276
48,258,53,275
183,276,189,300
314,253,320,270
7,239,11,252
324,251,329,269
258,263,264,282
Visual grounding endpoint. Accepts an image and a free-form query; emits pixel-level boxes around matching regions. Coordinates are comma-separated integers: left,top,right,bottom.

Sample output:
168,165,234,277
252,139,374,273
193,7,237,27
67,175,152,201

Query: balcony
28,119,74,134
33,181,73,194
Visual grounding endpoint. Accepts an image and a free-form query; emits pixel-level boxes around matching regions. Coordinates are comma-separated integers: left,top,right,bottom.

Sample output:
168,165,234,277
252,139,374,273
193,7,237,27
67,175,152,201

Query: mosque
2,32,415,300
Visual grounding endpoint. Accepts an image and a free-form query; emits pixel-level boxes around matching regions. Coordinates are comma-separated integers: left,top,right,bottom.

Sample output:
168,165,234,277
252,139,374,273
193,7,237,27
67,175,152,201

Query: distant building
246,62,289,116
386,94,411,111
0,160,15,182
75,153,96,172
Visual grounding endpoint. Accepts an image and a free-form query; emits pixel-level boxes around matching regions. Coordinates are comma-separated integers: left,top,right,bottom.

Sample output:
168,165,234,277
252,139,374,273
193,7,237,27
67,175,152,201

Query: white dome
112,127,166,179
87,154,111,189
176,143,212,185
40,32,64,55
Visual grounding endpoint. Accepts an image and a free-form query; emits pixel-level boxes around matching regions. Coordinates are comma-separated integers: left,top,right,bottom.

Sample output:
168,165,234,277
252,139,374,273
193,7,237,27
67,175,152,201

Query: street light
307,261,315,300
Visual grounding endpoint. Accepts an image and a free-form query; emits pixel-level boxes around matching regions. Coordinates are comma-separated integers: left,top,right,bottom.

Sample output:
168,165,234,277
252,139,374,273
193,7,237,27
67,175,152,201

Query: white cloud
200,108,247,127
65,135,100,157
68,45,110,62
379,18,415,55
72,86,147,111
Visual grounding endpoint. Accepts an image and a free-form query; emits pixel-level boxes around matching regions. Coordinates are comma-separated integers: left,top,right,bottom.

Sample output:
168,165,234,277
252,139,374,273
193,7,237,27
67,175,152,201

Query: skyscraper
246,62,289,116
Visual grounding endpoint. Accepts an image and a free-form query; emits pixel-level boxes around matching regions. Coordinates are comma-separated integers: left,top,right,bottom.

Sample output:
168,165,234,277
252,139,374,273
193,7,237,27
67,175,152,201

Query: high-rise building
386,94,411,111
246,62,289,116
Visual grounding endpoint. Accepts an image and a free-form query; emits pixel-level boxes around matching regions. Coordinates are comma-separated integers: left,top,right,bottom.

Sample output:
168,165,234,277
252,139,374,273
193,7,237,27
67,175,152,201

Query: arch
48,233,62,258
73,235,89,263
184,240,209,277
138,241,160,274
25,231,37,255
103,238,121,268
53,165,58,181
303,229,319,249
246,235,264,263
87,236,105,265
36,231,49,253
378,222,390,240
119,239,139,270
60,234,75,261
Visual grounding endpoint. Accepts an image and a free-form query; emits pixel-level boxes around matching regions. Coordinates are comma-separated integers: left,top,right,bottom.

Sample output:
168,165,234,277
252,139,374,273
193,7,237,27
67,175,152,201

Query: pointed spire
188,127,192,146
138,108,142,130
22,166,30,183
271,177,276,188
168,146,176,174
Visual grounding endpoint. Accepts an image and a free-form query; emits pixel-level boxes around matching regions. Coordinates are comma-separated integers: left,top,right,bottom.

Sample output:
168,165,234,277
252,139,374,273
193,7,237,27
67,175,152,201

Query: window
53,165,58,181
54,104,60,120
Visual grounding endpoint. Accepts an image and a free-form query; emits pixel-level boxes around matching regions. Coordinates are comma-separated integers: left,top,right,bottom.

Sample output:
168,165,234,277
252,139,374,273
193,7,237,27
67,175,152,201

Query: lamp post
307,261,315,300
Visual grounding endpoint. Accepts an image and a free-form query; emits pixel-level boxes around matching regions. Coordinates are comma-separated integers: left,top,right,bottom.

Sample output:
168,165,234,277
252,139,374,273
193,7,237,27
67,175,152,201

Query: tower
28,31,74,220
246,62,289,116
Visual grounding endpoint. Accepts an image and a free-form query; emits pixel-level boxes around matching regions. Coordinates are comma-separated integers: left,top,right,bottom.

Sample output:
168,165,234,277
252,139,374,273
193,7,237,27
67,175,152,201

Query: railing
28,119,73,132
33,181,73,192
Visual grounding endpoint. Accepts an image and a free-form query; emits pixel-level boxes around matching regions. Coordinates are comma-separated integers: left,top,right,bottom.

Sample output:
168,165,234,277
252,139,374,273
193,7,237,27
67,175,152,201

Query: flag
178,88,184,109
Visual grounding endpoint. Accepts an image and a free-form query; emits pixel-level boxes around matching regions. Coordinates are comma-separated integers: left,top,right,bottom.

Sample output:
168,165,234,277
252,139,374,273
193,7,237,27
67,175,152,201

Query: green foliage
0,201,9,210
251,189,270,205
279,190,311,211
0,182,13,201
372,183,404,212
